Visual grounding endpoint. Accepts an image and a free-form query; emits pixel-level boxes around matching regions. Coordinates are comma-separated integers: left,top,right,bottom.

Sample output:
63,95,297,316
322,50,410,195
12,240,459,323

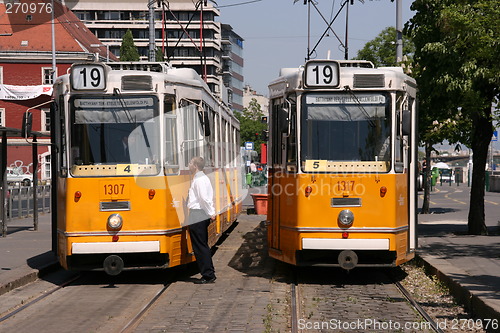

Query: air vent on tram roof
353,74,385,88
122,75,153,91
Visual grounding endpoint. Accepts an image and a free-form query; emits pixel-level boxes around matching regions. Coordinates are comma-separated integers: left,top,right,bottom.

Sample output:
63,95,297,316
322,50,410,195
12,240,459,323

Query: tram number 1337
304,61,340,87
71,64,106,90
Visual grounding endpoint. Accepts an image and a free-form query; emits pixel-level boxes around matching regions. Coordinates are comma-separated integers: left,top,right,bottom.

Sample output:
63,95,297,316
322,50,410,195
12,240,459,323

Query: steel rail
119,283,171,333
0,274,81,323
394,280,445,333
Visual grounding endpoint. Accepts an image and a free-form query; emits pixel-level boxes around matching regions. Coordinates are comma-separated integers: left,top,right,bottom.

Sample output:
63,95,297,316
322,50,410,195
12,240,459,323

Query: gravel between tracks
400,262,486,333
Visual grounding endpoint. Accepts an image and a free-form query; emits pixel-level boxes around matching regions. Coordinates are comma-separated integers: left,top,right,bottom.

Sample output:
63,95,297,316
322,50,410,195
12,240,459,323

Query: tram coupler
338,250,358,271
103,255,124,276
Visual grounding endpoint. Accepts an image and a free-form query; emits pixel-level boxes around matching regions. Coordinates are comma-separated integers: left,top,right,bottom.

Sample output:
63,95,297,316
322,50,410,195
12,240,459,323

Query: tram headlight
107,213,123,230
338,209,354,227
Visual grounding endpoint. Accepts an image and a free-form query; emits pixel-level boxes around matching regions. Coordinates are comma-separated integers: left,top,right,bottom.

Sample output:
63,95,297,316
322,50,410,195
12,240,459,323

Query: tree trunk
467,107,492,235
421,142,432,214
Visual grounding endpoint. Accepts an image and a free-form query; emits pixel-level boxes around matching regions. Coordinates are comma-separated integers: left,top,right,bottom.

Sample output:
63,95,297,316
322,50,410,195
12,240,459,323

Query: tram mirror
402,110,411,136
279,108,289,133
203,111,211,137
21,112,33,138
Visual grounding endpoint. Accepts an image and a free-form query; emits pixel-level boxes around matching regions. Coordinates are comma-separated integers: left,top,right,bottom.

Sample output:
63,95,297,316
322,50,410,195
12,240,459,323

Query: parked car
6,167,32,186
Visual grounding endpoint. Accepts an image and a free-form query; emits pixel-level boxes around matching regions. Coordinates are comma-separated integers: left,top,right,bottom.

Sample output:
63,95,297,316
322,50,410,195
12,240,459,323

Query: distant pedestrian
250,160,257,173
187,156,217,284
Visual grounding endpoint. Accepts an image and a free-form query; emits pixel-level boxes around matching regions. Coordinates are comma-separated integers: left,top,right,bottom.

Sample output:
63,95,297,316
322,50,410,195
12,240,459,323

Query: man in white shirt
187,156,216,284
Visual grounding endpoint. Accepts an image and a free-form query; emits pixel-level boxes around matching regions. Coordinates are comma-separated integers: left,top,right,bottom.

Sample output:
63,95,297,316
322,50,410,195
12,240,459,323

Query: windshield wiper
343,86,376,128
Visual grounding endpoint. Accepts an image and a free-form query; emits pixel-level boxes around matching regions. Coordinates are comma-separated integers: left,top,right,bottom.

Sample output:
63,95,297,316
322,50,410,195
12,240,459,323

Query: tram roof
268,60,416,97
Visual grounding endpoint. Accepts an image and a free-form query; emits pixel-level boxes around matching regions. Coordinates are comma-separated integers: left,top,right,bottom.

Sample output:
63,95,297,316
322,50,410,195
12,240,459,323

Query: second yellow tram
267,60,417,269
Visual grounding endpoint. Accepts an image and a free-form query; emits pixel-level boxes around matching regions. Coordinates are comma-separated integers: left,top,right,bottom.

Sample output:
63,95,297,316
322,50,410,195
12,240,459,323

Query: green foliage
353,26,415,67
119,29,140,61
155,48,165,62
406,0,500,234
406,0,499,145
234,98,267,154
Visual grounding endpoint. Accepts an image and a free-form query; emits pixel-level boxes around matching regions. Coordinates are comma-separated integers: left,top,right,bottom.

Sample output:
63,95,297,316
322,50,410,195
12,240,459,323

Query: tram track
0,268,181,332
394,280,444,333
288,267,446,333
0,273,82,324
119,282,171,333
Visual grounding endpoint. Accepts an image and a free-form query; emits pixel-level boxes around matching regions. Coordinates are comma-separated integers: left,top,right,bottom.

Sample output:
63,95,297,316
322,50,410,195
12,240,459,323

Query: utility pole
148,1,156,62
344,0,350,60
51,0,56,80
396,0,403,63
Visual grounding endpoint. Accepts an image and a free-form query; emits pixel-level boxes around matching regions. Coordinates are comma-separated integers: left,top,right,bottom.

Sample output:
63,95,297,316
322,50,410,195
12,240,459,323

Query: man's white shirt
187,171,215,217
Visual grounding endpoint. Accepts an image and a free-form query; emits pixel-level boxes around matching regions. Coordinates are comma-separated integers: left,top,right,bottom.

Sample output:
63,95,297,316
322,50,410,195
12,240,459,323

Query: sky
219,0,415,95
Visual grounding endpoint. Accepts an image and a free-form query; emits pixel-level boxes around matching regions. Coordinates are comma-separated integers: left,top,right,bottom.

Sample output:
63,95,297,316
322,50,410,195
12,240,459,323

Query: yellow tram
50,62,243,275
266,60,417,269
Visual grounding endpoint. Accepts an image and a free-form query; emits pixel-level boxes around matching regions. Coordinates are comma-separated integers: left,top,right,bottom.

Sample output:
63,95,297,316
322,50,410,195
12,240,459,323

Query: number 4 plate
304,60,340,88
71,64,106,90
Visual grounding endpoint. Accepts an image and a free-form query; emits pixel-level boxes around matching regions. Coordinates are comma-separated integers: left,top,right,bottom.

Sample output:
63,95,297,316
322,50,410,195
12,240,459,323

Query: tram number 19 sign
304,61,340,88
71,64,106,90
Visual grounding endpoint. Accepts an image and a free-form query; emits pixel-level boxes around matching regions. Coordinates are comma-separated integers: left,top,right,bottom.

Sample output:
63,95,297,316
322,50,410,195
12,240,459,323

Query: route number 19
71,64,106,90
305,61,339,87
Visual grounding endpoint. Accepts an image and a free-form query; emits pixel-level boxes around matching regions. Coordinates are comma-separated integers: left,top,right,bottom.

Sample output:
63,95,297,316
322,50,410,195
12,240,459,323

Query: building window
42,67,56,85
0,66,3,84
42,108,50,132
0,108,5,127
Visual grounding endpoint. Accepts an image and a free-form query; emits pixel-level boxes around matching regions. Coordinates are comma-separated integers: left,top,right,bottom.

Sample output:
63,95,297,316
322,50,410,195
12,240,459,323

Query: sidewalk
0,214,57,296
0,205,499,323
417,211,500,323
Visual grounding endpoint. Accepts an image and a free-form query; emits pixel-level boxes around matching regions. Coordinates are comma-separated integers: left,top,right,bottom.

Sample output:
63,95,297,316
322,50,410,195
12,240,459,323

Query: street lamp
90,43,110,62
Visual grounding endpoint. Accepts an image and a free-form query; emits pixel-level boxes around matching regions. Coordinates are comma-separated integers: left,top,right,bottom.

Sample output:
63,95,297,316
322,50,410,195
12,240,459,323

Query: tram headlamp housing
338,209,354,227
107,213,123,230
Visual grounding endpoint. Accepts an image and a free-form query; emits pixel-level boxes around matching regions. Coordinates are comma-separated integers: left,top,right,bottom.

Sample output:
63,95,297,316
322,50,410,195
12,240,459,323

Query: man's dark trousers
189,209,215,280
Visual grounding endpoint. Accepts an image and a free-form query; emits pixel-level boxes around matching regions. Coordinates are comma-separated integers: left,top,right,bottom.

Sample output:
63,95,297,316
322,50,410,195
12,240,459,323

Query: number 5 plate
71,64,106,90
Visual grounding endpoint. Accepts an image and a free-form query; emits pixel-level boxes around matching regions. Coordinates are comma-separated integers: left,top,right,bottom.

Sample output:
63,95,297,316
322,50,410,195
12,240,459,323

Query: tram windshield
69,95,160,176
301,92,392,173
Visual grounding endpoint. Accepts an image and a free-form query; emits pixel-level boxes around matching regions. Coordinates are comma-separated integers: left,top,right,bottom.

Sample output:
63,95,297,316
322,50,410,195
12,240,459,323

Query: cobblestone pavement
132,214,435,333
298,267,432,332
133,215,291,332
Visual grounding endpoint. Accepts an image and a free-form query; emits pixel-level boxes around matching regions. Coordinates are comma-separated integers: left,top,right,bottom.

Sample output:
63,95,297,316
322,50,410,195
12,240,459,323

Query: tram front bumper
302,238,390,250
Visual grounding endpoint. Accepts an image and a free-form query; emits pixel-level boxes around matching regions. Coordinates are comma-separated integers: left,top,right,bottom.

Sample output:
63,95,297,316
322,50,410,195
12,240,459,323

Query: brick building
0,1,113,181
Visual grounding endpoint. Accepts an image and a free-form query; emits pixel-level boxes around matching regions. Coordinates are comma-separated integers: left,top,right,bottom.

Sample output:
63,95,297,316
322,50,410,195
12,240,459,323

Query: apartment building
221,24,244,111
0,1,112,180
69,0,244,110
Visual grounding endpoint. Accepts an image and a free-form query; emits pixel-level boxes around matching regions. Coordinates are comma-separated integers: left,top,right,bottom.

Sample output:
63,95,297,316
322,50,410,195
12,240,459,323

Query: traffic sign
492,131,498,142
245,142,254,150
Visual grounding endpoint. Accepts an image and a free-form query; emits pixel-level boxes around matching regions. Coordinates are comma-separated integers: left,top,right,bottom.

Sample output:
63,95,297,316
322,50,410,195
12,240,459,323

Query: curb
0,253,60,297
416,254,500,332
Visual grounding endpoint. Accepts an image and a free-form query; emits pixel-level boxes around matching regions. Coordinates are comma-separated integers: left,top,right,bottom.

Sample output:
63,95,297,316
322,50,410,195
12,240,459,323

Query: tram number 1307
71,64,106,90
304,61,340,87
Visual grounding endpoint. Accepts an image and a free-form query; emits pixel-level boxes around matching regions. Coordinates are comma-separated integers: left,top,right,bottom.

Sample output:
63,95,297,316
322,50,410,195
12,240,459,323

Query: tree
406,0,500,234
234,98,267,155
155,48,165,62
119,29,140,61
353,27,415,67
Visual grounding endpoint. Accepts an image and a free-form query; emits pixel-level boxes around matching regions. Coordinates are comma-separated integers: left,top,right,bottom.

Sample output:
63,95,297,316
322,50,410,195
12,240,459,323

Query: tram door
268,96,297,251
268,98,285,250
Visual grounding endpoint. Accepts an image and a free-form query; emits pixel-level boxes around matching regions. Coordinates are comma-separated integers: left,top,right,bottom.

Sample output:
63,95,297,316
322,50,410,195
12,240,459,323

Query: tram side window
286,95,298,172
204,105,215,168
164,97,179,174
394,93,405,173
271,98,284,165
182,100,202,167
58,97,67,176
214,113,220,168
221,119,227,168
